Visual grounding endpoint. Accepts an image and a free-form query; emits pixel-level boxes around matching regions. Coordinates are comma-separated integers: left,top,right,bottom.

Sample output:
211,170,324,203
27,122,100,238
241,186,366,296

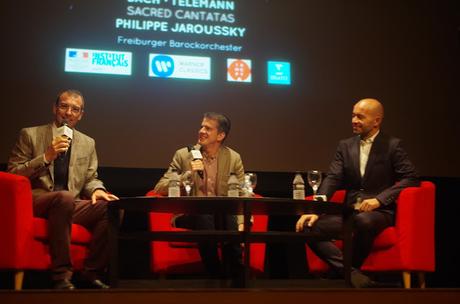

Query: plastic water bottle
227,172,240,197
168,168,181,197
292,173,305,200
242,174,253,197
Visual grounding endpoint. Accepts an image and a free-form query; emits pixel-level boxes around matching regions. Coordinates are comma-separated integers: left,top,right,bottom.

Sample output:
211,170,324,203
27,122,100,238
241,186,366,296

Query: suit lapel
362,132,382,183
42,124,55,182
68,130,79,192
351,136,362,182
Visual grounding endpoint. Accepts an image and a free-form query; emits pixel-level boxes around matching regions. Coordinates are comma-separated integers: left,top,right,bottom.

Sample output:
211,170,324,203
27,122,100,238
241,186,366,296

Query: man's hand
44,136,70,162
190,159,204,172
238,223,244,231
91,189,119,204
296,214,319,232
358,198,381,212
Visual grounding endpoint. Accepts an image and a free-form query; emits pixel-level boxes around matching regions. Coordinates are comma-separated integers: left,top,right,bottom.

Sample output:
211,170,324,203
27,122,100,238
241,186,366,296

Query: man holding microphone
8,89,118,289
154,112,245,284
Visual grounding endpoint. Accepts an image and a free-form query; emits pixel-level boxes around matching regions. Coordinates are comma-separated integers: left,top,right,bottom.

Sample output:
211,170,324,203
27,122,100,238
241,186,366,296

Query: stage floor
1,288,460,304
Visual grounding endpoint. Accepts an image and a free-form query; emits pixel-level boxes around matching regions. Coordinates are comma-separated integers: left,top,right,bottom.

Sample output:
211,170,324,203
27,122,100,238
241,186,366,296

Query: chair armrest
394,181,435,265
146,189,174,231
146,190,163,197
0,172,35,267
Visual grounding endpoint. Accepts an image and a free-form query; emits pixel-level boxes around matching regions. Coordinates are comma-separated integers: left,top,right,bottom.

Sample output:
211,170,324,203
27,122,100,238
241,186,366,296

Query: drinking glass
307,170,322,196
182,174,194,196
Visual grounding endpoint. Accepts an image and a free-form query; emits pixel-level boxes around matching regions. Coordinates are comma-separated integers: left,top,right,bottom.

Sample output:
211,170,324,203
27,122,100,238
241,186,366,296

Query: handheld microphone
189,144,203,179
56,120,73,155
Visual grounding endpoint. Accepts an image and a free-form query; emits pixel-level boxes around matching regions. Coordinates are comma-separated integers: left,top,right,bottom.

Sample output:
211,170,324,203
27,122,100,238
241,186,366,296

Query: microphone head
57,120,73,140
190,144,204,179
61,119,70,127
190,146,203,160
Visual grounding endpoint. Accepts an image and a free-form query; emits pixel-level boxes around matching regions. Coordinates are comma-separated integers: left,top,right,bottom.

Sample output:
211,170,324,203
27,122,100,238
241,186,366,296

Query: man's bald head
352,98,385,139
355,98,384,119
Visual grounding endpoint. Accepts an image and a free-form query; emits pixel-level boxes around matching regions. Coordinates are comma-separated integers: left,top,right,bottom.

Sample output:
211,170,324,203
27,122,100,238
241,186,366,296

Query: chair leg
14,271,24,290
402,271,411,289
418,272,426,288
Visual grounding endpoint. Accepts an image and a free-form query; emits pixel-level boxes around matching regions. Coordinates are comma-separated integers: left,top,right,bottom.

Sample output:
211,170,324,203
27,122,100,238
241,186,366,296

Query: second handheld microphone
189,145,204,179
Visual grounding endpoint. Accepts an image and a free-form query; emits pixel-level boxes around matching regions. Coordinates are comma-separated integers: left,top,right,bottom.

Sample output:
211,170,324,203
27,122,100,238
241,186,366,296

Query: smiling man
154,112,245,284
8,89,119,290
296,98,419,288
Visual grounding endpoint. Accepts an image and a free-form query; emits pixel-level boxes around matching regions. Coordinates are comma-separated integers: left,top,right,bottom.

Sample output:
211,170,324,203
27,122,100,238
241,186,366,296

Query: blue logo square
267,61,291,85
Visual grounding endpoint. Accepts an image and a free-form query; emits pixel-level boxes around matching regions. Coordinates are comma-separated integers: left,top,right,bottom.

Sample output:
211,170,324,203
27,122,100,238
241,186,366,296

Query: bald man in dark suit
296,98,419,288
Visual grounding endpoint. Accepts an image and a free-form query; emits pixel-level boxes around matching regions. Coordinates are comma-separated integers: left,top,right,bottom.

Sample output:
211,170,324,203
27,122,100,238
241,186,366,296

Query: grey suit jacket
318,132,419,212
8,123,106,199
154,145,245,223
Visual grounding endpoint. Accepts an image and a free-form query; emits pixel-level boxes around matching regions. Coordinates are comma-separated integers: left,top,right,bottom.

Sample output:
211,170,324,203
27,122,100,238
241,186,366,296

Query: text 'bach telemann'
127,0,235,11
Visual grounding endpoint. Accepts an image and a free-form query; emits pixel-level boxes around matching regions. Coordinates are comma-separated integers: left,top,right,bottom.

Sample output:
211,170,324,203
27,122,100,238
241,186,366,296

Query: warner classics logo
64,48,132,76
148,54,211,80
151,55,175,78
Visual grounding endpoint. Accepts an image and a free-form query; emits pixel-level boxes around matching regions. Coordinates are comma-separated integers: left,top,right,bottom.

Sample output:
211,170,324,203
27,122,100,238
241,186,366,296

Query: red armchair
0,172,92,290
147,190,267,275
305,181,436,288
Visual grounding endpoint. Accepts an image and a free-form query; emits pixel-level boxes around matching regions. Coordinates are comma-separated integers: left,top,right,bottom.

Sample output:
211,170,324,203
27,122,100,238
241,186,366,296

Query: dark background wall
1,0,459,288
1,0,459,176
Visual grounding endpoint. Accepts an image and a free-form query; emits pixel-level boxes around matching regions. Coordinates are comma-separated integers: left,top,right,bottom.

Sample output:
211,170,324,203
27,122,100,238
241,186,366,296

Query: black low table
108,196,350,288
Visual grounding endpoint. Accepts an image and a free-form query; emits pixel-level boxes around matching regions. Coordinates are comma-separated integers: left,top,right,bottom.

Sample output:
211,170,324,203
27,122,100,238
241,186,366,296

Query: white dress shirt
359,130,379,177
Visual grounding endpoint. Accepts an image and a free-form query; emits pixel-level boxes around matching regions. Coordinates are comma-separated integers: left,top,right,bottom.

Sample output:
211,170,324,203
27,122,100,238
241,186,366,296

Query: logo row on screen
65,48,291,85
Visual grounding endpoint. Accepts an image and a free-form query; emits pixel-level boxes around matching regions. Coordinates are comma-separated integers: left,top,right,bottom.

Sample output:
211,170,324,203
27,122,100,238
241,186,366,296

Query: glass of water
182,173,194,196
307,170,322,196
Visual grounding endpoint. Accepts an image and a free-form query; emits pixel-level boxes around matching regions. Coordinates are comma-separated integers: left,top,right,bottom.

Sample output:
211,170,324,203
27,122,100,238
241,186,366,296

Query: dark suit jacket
318,132,419,212
7,123,106,199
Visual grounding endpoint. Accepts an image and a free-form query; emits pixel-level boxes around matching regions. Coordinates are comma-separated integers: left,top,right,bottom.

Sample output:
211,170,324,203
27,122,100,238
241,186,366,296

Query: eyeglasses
57,103,82,115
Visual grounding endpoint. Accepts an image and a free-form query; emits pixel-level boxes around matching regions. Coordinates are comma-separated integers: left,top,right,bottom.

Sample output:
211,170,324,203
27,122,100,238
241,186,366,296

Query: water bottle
241,174,253,197
292,172,305,200
227,172,240,197
168,168,181,197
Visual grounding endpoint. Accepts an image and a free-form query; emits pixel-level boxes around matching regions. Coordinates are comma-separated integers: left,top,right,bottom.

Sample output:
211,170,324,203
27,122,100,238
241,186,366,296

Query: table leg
342,210,354,287
108,205,120,288
242,202,251,288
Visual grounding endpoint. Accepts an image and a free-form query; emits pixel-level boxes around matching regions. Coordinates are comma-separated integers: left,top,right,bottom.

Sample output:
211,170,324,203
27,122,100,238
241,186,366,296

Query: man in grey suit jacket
296,98,419,288
154,112,245,283
8,89,119,289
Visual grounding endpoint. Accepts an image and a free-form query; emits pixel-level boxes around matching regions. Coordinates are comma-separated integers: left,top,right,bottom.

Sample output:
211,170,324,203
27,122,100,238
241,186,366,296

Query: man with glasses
8,89,119,289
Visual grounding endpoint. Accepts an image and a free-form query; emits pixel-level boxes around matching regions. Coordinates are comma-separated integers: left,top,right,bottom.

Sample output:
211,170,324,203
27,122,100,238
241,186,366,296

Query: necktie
54,146,71,191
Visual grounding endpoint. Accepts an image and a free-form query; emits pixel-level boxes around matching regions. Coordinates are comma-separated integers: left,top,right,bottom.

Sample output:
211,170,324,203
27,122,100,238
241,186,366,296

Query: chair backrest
0,172,35,268
146,190,267,274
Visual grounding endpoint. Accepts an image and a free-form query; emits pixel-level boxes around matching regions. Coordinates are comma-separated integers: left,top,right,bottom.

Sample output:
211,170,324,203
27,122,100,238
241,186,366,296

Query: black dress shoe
54,279,76,290
350,270,376,288
85,279,110,289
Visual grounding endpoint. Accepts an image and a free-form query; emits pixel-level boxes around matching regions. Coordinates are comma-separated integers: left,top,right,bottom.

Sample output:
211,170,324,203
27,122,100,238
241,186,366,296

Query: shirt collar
361,130,379,144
